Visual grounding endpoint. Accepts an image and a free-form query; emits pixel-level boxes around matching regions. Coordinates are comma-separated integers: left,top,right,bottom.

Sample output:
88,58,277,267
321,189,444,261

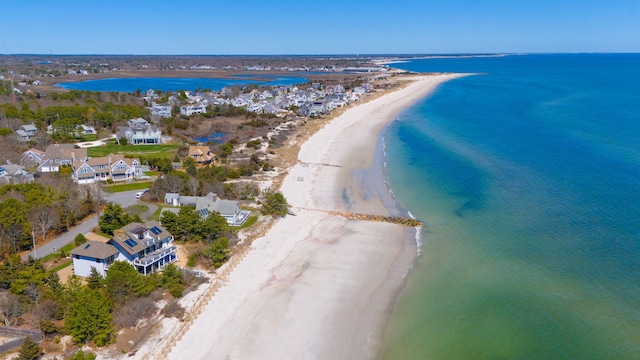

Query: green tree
203,237,230,268
17,336,42,360
104,261,154,303
159,211,179,236
66,287,113,346
0,198,31,252
69,350,97,360
10,261,48,298
161,263,185,298
99,204,137,235
58,164,73,176
182,157,197,177
200,213,228,243
87,267,104,290
74,233,87,246
218,143,233,159
261,192,289,217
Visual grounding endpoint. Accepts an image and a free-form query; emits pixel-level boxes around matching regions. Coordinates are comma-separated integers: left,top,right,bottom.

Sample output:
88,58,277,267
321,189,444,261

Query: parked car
135,190,149,199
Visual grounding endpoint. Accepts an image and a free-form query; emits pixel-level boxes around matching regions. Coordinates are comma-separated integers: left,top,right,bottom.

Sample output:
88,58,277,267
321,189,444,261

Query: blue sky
1,0,638,55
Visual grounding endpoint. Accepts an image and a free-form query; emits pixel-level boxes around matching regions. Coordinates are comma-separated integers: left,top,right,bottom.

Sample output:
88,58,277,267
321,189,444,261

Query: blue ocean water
380,54,640,359
55,75,307,92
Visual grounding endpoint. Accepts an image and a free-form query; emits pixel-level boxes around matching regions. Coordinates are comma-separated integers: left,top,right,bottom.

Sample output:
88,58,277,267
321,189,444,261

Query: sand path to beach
166,73,466,360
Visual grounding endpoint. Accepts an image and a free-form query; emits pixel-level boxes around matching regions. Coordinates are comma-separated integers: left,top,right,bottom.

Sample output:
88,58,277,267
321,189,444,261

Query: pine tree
69,350,97,360
18,336,42,360
87,267,103,290
65,287,113,346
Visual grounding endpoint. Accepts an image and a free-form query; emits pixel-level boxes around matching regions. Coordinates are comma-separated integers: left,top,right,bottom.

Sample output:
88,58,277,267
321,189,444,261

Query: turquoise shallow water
380,54,640,359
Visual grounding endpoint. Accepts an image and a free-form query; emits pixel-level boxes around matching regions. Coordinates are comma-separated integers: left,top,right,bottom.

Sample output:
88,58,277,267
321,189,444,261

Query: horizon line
2,52,638,57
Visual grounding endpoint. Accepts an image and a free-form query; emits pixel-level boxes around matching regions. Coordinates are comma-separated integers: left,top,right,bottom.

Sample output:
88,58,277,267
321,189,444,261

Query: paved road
22,188,155,261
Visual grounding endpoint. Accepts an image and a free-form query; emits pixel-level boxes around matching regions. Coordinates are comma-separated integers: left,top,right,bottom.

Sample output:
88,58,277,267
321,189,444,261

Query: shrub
74,233,87,246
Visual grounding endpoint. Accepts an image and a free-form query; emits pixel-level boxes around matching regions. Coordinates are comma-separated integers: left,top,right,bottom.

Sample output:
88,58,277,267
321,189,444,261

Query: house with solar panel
163,192,251,226
69,220,177,277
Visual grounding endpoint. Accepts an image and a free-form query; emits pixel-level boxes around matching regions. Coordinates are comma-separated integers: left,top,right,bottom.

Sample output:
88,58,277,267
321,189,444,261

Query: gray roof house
116,118,162,145
69,221,177,277
69,241,120,277
0,164,34,184
164,192,250,226
16,123,38,142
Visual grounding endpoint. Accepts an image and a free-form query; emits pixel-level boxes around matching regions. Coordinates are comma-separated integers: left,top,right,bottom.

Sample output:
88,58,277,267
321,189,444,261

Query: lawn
87,143,182,158
126,204,149,217
101,181,152,193
233,215,258,231
41,242,77,262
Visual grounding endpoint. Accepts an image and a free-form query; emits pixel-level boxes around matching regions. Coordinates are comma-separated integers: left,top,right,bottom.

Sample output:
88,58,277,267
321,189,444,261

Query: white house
180,104,207,116
72,154,141,184
69,221,177,277
69,241,120,277
150,103,173,118
117,118,162,145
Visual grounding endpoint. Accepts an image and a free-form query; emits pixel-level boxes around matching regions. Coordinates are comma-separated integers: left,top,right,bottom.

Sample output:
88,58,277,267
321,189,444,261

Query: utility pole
32,229,37,259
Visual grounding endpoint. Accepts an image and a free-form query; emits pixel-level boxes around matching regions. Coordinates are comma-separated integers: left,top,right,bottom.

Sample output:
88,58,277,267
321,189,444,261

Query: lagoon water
380,54,640,359
55,75,307,92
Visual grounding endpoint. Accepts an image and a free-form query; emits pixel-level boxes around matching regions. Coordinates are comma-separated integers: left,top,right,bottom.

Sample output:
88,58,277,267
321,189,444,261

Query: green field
101,181,152,193
87,144,182,158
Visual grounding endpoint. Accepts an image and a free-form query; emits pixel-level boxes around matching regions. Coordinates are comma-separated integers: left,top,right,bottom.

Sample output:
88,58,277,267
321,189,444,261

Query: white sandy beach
164,73,466,360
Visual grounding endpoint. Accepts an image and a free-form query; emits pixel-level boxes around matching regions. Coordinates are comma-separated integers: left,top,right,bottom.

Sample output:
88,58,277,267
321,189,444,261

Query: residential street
22,189,154,261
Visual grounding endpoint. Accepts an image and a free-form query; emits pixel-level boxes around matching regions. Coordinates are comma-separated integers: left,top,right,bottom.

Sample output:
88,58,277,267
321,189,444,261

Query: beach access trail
165,74,466,360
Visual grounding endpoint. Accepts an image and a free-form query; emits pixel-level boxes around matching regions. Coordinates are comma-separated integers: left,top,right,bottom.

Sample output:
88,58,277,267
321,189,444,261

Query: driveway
23,188,154,261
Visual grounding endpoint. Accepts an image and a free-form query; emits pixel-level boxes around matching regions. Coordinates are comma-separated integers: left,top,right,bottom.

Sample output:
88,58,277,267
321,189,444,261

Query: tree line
0,256,194,352
0,182,99,258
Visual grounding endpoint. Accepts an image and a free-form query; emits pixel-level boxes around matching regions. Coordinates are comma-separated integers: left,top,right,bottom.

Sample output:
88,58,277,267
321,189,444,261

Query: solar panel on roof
84,244,91,249
150,226,162,235
124,238,138,248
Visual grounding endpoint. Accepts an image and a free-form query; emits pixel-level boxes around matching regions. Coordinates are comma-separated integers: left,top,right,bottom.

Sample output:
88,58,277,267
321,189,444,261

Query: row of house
70,220,176,277
21,143,142,184
144,81,371,119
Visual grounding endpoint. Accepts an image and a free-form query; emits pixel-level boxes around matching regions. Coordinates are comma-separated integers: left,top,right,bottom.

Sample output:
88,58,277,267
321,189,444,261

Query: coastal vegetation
0,182,99,257
260,192,289,217
159,206,231,268
0,55,396,358
0,255,199,352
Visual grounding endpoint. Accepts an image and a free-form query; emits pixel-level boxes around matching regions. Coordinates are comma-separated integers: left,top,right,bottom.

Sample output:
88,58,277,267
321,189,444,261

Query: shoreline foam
165,73,468,360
